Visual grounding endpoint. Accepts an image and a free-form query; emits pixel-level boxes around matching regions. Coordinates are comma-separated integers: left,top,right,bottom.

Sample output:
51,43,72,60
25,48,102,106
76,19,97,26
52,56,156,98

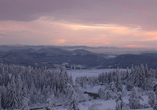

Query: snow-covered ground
34,69,153,110
67,69,125,82
66,69,152,110
45,96,152,110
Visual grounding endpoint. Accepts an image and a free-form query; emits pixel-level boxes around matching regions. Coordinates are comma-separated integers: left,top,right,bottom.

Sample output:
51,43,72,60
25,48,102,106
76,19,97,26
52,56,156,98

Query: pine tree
153,83,157,96
16,74,23,108
115,72,123,92
110,82,117,93
67,89,79,110
104,82,117,100
1,85,7,109
98,87,105,99
115,93,129,110
148,91,156,107
29,81,38,104
45,94,54,110
64,83,79,110
129,87,143,109
153,97,157,110
21,96,30,110
5,76,19,109
153,101,157,110
0,91,1,109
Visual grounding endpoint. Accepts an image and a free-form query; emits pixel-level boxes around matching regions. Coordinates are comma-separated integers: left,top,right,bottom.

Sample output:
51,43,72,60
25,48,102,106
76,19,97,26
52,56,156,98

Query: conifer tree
67,89,79,110
153,101,157,110
64,83,79,110
1,85,7,109
45,94,54,110
16,74,23,108
129,87,143,109
21,96,30,110
98,87,105,99
148,91,156,107
6,76,18,109
115,93,129,110
0,92,1,109
104,82,117,100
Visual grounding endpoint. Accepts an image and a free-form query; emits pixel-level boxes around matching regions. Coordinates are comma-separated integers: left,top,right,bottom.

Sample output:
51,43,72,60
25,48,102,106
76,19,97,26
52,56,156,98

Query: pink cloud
0,27,9,30
12,43,24,46
126,45,149,48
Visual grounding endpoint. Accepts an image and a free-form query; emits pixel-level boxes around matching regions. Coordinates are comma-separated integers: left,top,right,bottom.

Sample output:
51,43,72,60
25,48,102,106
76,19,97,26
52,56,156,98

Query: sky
0,0,157,48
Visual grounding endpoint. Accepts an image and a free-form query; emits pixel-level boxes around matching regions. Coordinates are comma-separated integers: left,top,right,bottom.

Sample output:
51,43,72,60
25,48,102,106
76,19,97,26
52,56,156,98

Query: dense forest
0,64,157,109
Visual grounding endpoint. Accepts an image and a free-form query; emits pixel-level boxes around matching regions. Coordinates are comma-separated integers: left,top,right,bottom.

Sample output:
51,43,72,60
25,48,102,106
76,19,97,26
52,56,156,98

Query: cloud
0,0,86,21
0,0,157,31
0,27,8,30
133,31,157,41
55,21,140,36
0,13,157,48
126,45,149,48
52,39,67,45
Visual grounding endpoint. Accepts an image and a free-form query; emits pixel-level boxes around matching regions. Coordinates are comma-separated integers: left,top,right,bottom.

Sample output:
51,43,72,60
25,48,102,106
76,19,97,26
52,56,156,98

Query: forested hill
0,46,157,69
102,54,157,68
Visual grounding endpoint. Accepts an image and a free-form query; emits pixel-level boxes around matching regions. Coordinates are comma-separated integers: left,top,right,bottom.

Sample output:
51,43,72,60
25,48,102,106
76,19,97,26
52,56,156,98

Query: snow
66,69,153,110
26,97,154,110
8,68,154,110
23,69,154,110
79,85,102,93
67,69,123,82
48,96,152,110
33,92,153,110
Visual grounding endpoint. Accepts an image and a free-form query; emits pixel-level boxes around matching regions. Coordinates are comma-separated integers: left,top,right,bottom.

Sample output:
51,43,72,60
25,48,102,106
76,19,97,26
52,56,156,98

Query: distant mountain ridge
0,45,157,69
1,45,157,54
103,54,157,68
0,52,38,66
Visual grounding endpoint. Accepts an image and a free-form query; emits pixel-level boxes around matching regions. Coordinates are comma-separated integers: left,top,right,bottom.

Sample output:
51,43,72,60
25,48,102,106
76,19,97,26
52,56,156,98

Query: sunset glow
126,45,150,48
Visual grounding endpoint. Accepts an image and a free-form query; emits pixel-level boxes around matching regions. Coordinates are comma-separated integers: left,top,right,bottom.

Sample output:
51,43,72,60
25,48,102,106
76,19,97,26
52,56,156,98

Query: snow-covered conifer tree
0,92,1,109
115,93,129,110
110,82,117,92
64,83,79,110
115,72,123,92
6,76,19,109
16,74,23,107
104,82,117,100
45,94,54,110
21,96,30,110
115,93,123,110
153,100,157,110
153,84,157,96
29,81,38,104
148,91,156,107
129,87,143,109
67,90,79,110
98,87,105,99
75,76,80,85
1,85,7,109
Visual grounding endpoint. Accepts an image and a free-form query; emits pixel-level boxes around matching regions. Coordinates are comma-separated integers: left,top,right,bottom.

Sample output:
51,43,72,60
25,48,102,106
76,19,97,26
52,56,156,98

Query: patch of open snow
67,69,125,83
78,85,102,93
32,94,153,110
79,99,116,110
78,95,152,110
